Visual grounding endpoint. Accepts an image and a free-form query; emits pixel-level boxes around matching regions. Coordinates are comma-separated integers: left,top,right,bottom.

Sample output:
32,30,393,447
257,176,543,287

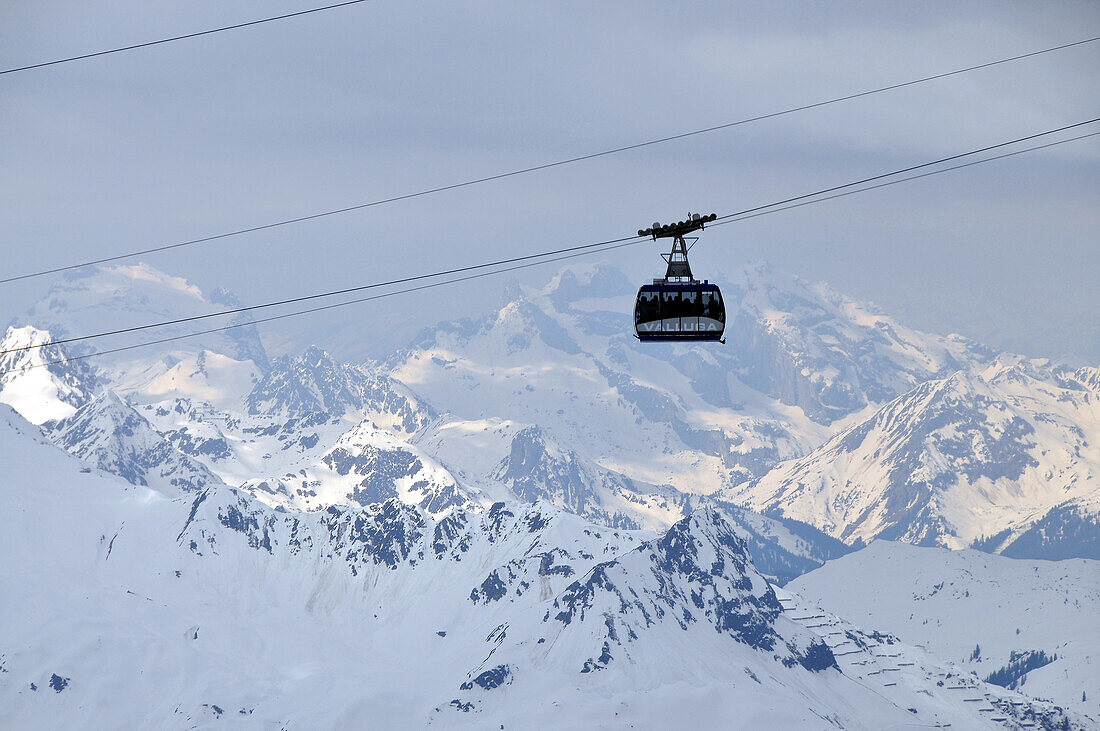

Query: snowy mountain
9,262,1096,562
725,357,1100,557
238,418,477,515
16,263,268,378
5,257,1100,727
2,404,1086,729
443,505,841,721
483,423,853,581
709,500,856,585
48,391,222,494
388,261,999,505
789,541,1100,718
490,424,687,530
720,262,995,424
111,345,437,494
125,348,264,412
10,262,1095,558
0,325,96,424
246,345,433,436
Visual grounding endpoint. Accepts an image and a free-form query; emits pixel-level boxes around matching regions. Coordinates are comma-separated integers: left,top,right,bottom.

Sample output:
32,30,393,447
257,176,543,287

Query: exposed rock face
491,425,686,530
49,391,222,494
247,345,433,436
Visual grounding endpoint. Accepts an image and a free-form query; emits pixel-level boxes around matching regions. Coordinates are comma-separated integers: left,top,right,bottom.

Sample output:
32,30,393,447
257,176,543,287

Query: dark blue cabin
634,213,725,343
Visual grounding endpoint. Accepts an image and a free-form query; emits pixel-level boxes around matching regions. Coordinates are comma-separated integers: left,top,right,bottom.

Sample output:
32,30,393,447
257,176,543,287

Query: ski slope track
789,541,1100,718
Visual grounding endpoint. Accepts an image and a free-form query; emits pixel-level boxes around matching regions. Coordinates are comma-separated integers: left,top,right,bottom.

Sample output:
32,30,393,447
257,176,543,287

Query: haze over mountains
2,261,1096,727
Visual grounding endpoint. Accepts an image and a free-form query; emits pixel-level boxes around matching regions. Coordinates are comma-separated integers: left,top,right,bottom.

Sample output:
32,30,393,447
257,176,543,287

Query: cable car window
681,290,700,332
701,291,722,321
661,290,679,315
662,290,680,330
636,291,660,324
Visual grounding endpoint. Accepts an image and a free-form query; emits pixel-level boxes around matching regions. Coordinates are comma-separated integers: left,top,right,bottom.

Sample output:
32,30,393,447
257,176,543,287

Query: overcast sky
2,1,1098,362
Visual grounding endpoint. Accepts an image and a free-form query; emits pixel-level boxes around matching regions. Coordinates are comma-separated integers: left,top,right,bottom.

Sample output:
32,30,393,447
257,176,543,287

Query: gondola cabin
634,213,725,342
634,281,724,341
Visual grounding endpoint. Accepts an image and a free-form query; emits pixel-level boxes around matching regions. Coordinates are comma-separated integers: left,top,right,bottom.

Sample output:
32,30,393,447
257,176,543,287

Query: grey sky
2,1,1098,362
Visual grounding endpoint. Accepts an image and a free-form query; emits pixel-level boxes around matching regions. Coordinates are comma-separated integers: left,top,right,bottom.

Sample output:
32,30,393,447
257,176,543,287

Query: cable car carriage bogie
633,212,725,343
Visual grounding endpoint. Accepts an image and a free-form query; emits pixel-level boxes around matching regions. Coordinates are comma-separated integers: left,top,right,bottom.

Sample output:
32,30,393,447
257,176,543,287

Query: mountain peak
0,325,96,424
491,424,684,530
244,349,433,437
732,357,1098,555
458,503,839,698
544,263,634,303
301,344,336,366
50,390,222,495
24,263,267,369
1,323,52,350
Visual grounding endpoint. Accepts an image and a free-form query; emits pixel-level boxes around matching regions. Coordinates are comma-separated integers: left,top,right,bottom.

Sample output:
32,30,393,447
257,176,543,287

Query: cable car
634,213,724,342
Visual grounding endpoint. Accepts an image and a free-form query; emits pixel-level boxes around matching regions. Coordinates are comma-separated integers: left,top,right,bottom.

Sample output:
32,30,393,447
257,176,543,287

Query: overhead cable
712,118,1100,224
4,36,1099,284
5,238,646,376
3,121,1096,365
0,0,375,76
1,234,647,354
710,130,1100,228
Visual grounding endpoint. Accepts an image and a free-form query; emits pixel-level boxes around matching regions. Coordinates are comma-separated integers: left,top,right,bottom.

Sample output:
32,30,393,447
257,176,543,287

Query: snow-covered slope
128,348,263,412
789,541,1100,718
0,325,96,424
3,404,1083,729
727,357,1100,556
442,505,842,724
771,584,1092,730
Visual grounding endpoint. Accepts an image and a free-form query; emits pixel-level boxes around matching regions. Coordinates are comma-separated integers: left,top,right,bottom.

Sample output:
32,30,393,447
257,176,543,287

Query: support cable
4,37,1098,284
2,125,1095,375
5,117,1095,357
0,0,375,76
